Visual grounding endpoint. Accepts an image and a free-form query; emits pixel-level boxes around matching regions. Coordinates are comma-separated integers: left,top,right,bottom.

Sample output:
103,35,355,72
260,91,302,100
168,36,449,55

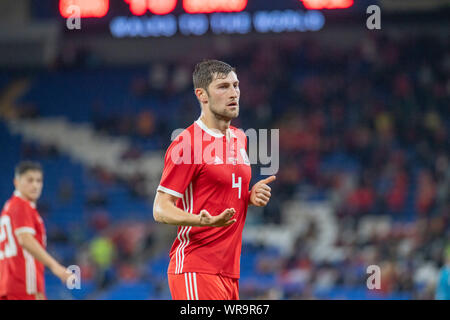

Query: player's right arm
16,232,69,284
153,190,236,227
155,131,236,228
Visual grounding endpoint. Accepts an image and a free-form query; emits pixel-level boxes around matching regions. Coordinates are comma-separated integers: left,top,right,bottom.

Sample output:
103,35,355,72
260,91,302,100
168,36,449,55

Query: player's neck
199,113,230,136
14,190,37,207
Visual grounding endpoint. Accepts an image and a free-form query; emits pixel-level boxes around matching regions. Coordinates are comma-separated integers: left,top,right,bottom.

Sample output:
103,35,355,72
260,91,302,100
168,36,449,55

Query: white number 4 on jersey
232,173,242,199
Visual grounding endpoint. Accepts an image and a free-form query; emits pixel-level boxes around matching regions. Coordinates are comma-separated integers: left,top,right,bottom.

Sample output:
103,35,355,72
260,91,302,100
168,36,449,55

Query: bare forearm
154,201,201,226
19,235,61,270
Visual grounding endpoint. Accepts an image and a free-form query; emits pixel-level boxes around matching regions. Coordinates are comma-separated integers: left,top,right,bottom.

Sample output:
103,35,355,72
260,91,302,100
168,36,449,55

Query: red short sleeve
157,132,199,198
8,200,36,237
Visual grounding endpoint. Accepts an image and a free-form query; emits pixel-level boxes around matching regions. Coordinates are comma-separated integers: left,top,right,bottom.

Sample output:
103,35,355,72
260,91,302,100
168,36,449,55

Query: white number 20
232,173,242,199
0,216,17,260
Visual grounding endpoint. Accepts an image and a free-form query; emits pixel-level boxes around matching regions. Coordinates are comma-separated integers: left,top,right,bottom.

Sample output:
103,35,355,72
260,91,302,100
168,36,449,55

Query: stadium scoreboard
52,0,377,37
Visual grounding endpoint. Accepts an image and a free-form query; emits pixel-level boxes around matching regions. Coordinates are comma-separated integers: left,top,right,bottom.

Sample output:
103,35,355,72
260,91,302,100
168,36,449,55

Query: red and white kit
0,191,47,300
158,118,252,300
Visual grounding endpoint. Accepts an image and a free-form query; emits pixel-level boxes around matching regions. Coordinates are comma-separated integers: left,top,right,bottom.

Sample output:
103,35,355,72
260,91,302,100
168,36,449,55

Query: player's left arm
16,232,70,284
248,175,276,207
9,201,70,285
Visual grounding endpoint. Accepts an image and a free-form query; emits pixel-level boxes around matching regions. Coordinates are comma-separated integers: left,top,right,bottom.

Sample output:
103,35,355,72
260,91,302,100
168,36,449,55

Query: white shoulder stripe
157,185,183,198
15,227,36,236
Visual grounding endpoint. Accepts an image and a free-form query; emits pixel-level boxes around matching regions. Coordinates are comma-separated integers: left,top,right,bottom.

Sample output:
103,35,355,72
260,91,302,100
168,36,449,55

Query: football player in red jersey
153,60,276,300
0,161,70,300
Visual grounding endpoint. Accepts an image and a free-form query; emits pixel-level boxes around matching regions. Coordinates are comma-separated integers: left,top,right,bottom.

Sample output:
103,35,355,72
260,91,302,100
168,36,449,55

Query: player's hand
34,292,46,300
51,263,71,285
250,175,276,207
199,208,236,227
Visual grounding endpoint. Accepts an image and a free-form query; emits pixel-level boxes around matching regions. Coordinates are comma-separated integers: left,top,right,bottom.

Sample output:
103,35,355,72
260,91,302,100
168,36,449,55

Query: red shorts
0,293,46,300
168,272,239,300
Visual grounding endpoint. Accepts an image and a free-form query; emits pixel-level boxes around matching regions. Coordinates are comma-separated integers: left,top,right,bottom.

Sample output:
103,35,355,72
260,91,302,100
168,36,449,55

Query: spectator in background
89,234,116,289
58,178,74,205
436,246,450,300
136,110,156,138
416,169,437,215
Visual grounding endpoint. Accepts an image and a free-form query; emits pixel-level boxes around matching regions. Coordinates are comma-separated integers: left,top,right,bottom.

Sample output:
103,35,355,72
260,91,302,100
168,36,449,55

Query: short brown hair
15,161,43,177
193,59,236,91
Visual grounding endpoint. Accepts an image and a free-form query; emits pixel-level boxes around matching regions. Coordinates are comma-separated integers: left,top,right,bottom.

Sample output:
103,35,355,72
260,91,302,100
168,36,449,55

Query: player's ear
195,88,208,104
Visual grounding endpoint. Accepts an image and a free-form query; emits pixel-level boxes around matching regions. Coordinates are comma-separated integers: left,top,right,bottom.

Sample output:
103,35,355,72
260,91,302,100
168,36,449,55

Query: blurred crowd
6,31,449,299
233,32,449,299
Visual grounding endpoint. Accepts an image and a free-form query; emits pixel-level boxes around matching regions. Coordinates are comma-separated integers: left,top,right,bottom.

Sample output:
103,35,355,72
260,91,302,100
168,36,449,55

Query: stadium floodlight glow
124,0,147,15
124,0,248,16
183,0,248,14
59,0,353,20
59,0,109,18
124,0,178,15
300,0,354,9
148,0,178,14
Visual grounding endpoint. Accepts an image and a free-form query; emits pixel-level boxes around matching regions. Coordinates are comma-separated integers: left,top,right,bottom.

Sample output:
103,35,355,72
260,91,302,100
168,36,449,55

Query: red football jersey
0,191,46,296
157,118,252,279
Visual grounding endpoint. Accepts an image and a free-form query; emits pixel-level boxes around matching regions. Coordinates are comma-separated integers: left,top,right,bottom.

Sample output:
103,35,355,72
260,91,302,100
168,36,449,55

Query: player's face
206,71,240,121
14,170,43,202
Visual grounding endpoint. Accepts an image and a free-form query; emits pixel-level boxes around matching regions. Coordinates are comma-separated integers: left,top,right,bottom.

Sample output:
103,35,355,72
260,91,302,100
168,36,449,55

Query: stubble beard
209,101,239,122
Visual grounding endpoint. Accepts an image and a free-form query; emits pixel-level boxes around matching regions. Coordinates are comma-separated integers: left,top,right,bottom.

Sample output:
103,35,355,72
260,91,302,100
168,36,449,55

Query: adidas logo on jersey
213,156,223,165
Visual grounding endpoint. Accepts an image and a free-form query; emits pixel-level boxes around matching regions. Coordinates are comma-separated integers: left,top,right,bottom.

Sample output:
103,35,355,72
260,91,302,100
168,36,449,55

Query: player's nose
229,87,239,98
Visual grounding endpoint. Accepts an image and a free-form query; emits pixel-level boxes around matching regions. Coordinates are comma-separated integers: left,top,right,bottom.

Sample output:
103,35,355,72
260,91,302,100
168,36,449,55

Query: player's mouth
227,101,238,107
